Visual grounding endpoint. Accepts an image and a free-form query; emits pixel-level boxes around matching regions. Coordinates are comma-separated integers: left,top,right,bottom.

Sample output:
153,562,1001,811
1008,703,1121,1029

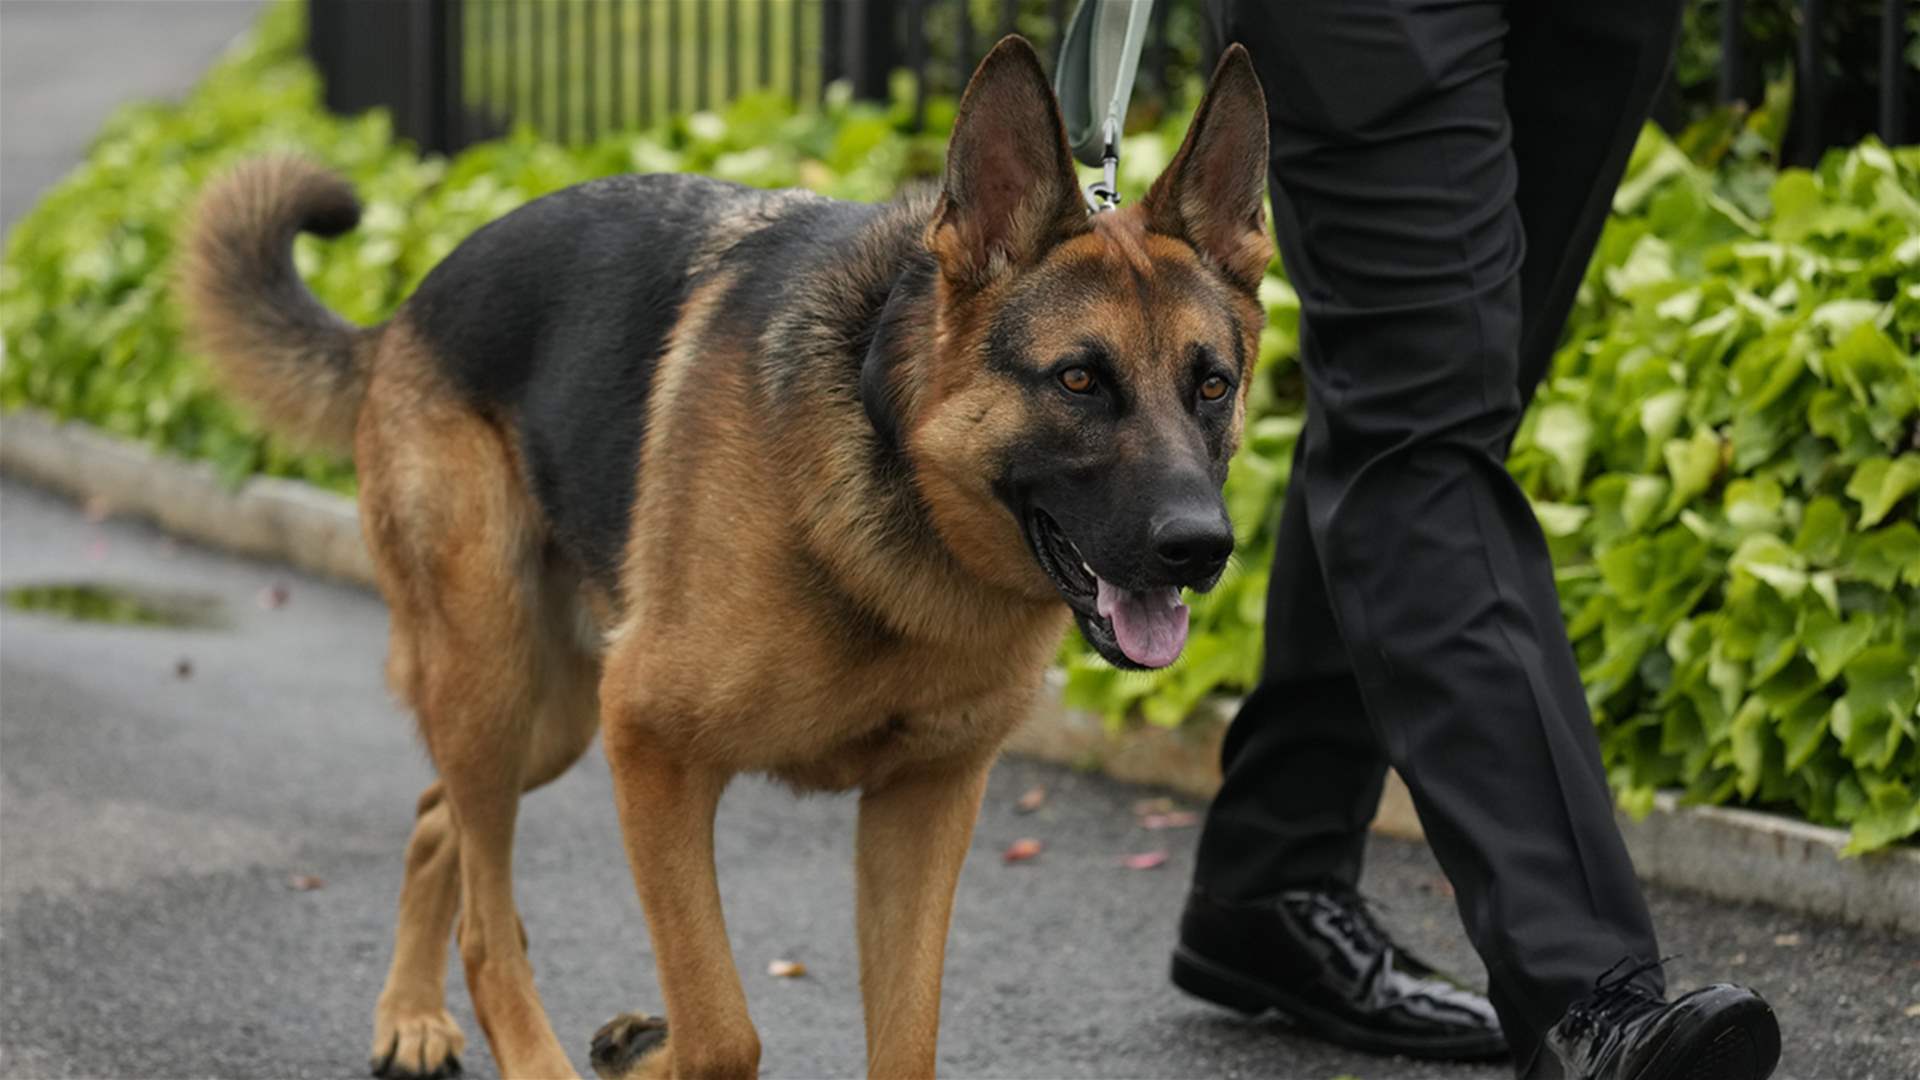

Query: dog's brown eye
1200,375,1230,401
1060,367,1095,394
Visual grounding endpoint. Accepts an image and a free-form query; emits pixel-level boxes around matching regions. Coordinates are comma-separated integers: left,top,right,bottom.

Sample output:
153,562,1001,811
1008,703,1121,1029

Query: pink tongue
1094,578,1190,668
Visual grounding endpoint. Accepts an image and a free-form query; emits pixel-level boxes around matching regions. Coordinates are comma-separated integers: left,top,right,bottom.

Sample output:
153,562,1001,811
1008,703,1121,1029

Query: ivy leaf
1729,534,1808,600
1776,696,1831,773
1840,775,1920,855
1800,606,1875,682
1844,455,1920,528
1847,523,1920,589
1832,646,1920,771
1664,428,1723,506
1793,496,1850,565
1533,402,1594,494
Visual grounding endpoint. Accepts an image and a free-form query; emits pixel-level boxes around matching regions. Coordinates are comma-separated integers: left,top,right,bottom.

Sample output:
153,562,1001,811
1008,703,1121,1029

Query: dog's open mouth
1025,510,1190,670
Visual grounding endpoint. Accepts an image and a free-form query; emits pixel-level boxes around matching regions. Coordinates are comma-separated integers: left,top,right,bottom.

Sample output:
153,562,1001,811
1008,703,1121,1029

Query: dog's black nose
1150,510,1234,583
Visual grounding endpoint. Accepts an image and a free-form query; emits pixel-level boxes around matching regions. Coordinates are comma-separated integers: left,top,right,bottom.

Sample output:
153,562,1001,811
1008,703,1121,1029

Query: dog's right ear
928,36,1088,290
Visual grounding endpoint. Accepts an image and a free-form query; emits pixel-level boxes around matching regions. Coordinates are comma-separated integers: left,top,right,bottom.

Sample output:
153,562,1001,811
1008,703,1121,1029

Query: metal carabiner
1085,119,1122,214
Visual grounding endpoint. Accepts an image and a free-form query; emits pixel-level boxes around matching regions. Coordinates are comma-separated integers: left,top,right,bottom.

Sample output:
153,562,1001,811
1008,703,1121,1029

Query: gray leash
1054,0,1156,213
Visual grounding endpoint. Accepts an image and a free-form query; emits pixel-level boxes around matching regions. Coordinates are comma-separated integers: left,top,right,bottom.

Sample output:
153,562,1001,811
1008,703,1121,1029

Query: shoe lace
1561,956,1671,1039
1320,889,1391,954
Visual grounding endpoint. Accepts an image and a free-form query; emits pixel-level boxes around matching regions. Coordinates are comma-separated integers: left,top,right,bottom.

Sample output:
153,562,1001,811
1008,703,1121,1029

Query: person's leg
1198,0,1692,911
1507,0,1683,404
1206,0,1671,1069
1193,438,1386,900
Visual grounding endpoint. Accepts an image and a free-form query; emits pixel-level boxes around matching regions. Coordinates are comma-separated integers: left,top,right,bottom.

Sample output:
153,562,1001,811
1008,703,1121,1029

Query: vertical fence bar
1798,0,1826,163
443,0,464,150
532,0,546,135
821,0,844,101
726,0,740,101
668,0,682,114
957,0,974,92
759,0,773,90
789,0,802,102
906,0,926,129
640,0,654,126
1050,0,1066,48
610,0,625,130
487,0,503,132
1883,0,1910,144
1720,0,1745,104
506,0,519,127
560,0,572,141
1150,0,1170,101
697,0,711,110
1000,0,1017,38
843,0,893,101
586,0,601,141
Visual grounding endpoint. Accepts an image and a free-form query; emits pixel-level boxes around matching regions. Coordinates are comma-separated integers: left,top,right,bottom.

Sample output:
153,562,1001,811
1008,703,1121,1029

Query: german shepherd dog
183,38,1269,1080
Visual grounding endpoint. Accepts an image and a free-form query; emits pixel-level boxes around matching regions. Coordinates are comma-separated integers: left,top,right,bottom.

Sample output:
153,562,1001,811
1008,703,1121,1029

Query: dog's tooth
1081,561,1093,576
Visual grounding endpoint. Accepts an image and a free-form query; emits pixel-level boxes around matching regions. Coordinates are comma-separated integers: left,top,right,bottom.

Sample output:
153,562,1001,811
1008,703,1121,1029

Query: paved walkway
0,0,263,233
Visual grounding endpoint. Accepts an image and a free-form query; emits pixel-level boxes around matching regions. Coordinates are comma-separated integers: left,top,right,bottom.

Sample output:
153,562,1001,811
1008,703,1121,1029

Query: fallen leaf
1015,785,1047,814
1132,797,1175,817
258,583,290,609
1121,851,1169,870
1003,838,1043,863
287,874,324,891
1902,1002,1920,1019
767,959,806,978
174,658,194,680
82,495,112,523
1729,951,1746,966
1140,810,1200,830
1772,932,1801,947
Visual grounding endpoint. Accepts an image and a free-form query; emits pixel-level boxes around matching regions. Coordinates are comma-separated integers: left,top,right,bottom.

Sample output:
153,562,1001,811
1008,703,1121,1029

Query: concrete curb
5,406,1916,936
0,410,375,586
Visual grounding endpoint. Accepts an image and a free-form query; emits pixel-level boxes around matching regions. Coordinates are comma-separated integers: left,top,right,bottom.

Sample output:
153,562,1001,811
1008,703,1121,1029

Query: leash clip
1085,119,1121,214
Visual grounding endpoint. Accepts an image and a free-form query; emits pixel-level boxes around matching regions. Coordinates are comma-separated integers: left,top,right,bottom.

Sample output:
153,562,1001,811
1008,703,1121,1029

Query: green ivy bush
3,2,1915,849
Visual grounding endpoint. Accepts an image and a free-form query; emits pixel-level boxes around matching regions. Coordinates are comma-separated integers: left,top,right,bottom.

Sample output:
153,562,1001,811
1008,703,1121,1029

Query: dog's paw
589,1012,669,1080
369,1006,465,1080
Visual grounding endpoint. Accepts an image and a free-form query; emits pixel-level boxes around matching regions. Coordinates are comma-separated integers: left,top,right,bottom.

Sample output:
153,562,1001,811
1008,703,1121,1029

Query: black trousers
1194,1,1684,1074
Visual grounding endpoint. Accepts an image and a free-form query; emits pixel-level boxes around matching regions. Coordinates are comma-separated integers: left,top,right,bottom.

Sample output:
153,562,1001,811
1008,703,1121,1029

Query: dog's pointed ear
1140,45,1272,292
928,36,1087,288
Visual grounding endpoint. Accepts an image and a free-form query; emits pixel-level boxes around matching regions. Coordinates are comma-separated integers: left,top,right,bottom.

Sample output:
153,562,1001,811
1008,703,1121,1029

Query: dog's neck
859,252,936,457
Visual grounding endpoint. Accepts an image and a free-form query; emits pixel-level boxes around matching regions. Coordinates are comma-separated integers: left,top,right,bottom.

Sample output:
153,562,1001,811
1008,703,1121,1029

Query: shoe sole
1635,994,1782,1080
1170,945,1510,1062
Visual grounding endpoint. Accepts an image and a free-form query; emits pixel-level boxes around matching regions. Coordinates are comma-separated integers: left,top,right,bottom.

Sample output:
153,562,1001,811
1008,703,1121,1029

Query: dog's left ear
1140,45,1272,292
929,37,1088,289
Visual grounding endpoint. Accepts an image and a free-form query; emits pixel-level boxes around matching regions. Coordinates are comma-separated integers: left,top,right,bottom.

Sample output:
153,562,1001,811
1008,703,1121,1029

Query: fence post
840,0,894,102
1883,0,1911,145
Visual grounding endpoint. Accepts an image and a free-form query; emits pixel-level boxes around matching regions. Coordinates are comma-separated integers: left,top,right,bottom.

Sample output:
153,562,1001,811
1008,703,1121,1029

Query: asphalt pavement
2,479,1917,1080
0,0,263,234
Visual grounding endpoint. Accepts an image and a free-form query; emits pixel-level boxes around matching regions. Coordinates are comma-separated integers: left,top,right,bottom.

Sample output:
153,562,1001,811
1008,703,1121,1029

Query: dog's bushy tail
180,156,373,452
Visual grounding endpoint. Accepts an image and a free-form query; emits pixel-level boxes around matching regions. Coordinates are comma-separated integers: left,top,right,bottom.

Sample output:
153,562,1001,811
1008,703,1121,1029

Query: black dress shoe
1171,886,1508,1060
1545,960,1780,1080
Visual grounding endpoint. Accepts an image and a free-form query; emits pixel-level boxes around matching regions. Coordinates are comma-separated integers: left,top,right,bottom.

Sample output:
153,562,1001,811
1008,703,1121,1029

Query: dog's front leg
594,721,759,1080
855,756,994,1079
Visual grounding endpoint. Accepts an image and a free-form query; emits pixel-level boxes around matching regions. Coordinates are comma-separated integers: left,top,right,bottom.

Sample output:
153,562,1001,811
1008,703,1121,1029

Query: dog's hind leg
589,718,757,1080
853,758,993,1080
370,781,467,1080
372,671,600,1080
357,356,592,1080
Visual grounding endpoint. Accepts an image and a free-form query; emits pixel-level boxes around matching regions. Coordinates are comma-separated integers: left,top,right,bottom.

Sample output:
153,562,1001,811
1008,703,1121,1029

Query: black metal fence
309,0,1915,164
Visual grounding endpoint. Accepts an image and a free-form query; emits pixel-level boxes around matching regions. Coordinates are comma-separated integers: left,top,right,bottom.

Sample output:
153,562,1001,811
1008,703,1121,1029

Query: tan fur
182,37,1270,1080
181,156,371,450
